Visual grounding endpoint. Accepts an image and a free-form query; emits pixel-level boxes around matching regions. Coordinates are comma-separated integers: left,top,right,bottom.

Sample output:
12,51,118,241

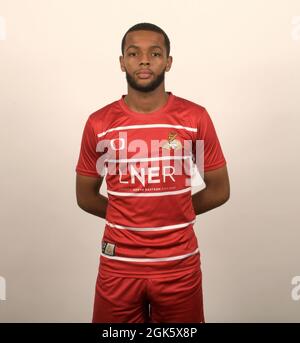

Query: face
120,30,172,93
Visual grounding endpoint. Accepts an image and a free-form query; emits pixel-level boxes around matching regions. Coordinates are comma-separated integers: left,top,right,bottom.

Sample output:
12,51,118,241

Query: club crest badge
102,241,116,256
162,131,182,150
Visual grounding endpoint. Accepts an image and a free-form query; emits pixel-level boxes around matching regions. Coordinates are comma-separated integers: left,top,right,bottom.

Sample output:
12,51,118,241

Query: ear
119,55,125,72
165,56,173,72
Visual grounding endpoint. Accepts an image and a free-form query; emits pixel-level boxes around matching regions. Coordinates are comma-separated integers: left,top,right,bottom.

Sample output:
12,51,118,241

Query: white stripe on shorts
101,248,199,263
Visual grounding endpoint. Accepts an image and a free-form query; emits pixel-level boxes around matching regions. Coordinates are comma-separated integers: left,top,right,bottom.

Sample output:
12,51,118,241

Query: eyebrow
125,45,163,51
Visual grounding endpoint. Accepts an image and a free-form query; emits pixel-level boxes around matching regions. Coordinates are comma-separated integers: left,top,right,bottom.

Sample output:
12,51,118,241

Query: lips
136,70,153,79
137,69,153,75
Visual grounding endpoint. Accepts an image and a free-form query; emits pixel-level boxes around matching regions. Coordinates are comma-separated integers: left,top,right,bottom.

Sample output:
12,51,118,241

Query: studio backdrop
0,0,300,322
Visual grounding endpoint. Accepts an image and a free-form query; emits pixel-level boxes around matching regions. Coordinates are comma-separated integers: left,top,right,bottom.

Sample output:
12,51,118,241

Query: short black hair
121,22,170,57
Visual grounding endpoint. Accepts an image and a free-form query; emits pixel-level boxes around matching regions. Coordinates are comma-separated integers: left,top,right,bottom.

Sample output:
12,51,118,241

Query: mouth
136,70,153,79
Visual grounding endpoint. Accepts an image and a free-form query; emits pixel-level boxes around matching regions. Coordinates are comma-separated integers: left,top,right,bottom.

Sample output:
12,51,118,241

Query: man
75,22,230,323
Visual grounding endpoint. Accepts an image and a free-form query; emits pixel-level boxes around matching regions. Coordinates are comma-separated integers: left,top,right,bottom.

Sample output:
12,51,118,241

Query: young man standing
76,22,230,323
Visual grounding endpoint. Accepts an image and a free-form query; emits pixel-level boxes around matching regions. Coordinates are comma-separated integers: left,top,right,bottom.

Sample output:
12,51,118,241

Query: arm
192,164,230,215
76,174,108,219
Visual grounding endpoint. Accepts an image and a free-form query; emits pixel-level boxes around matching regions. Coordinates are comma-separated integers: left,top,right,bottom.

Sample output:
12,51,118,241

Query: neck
124,86,169,113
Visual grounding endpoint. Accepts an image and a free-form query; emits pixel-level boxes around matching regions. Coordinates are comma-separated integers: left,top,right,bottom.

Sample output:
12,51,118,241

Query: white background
0,0,300,322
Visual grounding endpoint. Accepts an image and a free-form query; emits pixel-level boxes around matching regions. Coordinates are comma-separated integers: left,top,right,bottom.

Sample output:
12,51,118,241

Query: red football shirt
76,92,226,278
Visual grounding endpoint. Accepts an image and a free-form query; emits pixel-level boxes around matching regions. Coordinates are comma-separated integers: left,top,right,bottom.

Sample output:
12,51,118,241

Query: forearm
192,187,229,215
78,194,108,219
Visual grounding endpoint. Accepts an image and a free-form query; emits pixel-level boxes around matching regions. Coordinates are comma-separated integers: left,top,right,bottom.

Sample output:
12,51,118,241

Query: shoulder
89,99,119,123
86,98,120,135
174,94,205,111
173,94,209,123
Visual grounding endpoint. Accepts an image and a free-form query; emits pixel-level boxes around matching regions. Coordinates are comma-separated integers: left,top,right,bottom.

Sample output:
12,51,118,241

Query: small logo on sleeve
102,241,116,256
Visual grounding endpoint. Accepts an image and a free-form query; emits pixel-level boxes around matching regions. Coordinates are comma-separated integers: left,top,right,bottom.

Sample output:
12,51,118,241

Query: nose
139,52,151,66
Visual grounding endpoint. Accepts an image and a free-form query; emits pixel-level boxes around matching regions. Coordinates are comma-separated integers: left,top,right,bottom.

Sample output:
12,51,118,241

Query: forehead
124,30,165,49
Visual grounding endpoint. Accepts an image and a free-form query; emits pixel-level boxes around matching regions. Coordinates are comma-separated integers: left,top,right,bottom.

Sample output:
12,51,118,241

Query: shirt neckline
118,91,175,116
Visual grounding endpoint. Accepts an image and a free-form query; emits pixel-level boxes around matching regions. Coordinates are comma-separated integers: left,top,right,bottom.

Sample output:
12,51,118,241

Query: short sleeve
75,117,101,178
195,108,227,172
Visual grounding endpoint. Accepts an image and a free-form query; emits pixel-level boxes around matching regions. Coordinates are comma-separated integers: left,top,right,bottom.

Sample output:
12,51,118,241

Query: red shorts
92,267,205,323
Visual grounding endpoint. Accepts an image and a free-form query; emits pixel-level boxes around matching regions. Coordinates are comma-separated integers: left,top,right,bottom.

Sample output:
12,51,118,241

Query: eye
152,52,161,57
128,52,136,56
